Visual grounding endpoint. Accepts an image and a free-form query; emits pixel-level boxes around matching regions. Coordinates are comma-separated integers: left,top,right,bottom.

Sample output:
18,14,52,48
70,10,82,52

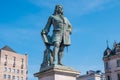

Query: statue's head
53,4,63,15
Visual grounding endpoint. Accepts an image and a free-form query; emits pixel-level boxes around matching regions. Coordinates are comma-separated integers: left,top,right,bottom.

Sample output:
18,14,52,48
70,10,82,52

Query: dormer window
107,49,111,55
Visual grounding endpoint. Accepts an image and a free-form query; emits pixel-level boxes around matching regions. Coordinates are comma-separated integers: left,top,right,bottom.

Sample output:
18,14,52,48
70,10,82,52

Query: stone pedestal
34,65,80,80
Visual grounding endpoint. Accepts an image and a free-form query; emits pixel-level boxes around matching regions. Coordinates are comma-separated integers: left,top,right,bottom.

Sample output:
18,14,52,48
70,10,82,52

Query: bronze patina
41,4,72,66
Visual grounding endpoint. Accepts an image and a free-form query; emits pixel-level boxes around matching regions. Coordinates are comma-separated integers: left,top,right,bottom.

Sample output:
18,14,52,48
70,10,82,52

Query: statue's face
55,5,63,14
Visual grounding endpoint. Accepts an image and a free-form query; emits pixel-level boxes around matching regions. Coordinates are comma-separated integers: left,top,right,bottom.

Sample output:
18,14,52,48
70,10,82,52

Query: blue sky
0,0,120,80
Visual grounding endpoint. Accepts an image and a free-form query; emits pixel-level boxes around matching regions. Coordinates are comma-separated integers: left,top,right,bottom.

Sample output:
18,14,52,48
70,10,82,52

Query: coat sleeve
43,16,52,34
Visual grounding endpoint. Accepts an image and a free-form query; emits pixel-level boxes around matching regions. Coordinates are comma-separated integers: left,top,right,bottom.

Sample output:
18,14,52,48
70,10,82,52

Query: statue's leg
53,41,60,65
58,44,65,65
49,49,53,65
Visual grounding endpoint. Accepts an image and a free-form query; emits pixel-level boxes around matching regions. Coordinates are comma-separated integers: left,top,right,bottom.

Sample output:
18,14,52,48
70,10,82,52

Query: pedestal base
34,65,80,80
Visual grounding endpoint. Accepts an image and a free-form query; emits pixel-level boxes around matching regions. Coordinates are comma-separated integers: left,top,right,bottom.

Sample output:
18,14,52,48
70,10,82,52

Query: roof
103,42,120,57
103,47,112,57
77,70,104,79
1,45,16,53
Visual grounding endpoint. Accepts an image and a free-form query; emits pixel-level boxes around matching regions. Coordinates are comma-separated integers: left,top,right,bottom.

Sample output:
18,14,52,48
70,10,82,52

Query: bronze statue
41,4,72,66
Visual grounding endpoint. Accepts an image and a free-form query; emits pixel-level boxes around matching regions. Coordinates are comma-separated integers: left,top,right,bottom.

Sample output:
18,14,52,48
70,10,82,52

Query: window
118,73,120,80
21,64,23,69
5,55,7,60
0,53,1,59
13,63,15,67
13,57,16,67
105,62,109,69
26,70,28,74
12,69,15,73
12,69,14,73
21,58,24,69
21,70,23,74
17,70,19,74
12,76,15,80
4,67,7,72
8,75,11,79
4,55,7,66
4,62,7,66
4,74,6,79
107,76,111,80
26,77,28,80
8,68,11,72
117,60,120,67
17,76,19,80
21,77,23,80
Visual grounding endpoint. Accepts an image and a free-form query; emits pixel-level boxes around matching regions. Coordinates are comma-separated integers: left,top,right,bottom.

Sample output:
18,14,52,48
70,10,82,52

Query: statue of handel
41,4,72,65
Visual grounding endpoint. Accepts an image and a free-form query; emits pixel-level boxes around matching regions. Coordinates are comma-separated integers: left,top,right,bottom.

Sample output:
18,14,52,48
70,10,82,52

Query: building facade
0,46,28,80
77,70,106,80
103,42,120,80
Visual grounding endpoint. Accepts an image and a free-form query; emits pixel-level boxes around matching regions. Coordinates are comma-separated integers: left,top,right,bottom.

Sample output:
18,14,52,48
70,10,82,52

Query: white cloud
27,0,118,16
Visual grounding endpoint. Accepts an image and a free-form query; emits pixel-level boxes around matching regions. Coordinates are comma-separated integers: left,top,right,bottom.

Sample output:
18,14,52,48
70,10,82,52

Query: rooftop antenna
114,40,116,43
106,40,109,48
113,40,117,48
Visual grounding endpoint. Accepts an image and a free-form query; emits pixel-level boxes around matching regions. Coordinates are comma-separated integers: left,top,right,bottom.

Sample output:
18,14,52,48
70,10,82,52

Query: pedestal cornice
34,65,80,78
